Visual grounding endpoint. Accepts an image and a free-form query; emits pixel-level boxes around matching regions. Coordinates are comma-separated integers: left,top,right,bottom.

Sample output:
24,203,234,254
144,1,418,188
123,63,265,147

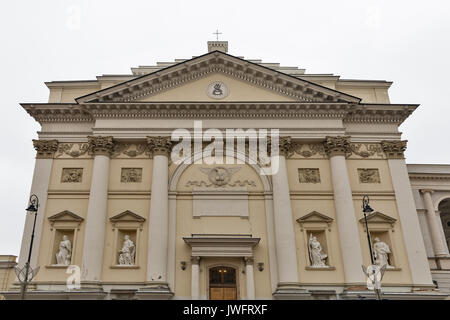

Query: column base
136,281,173,300
273,282,310,299
79,281,104,291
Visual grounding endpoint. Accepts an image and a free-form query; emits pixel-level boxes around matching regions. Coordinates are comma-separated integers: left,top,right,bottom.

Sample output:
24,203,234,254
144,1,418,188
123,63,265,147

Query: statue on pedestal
56,235,72,265
308,234,328,267
119,235,136,265
373,237,392,268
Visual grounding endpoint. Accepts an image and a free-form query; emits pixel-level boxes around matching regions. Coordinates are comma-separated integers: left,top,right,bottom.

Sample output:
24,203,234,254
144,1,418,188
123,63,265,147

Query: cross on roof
213,29,222,41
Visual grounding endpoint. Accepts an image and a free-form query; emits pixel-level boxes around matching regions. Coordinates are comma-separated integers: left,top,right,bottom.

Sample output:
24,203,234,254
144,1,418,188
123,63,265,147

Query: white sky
0,0,449,256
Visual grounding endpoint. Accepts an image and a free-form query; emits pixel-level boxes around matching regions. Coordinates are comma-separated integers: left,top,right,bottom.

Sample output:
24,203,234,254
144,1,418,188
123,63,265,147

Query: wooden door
209,266,237,300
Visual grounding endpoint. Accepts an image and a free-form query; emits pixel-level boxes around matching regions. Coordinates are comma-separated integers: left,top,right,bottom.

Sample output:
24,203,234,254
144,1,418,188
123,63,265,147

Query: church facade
3,41,450,299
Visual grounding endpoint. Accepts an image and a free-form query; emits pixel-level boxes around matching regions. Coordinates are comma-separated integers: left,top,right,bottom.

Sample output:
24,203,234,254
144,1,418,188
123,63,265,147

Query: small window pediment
359,211,397,225
48,210,84,222
109,210,146,223
297,211,334,224
359,211,397,229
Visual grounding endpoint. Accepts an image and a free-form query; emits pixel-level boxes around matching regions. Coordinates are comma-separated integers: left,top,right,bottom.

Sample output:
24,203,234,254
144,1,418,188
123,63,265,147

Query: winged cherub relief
186,166,256,187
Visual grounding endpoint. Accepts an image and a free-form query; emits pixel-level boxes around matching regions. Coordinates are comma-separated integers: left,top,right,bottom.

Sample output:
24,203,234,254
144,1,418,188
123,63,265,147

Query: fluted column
81,136,115,286
145,136,172,290
244,258,255,300
325,136,365,285
382,140,433,286
421,189,449,257
17,140,58,270
191,256,200,300
271,137,300,289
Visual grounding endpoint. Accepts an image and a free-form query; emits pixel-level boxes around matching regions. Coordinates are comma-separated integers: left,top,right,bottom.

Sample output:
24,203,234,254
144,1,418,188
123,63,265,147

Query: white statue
56,235,72,265
373,237,392,268
119,235,135,265
308,234,327,267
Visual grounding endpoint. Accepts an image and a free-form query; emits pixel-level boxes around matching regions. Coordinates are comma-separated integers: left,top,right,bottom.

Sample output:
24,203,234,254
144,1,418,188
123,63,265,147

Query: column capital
87,136,115,156
32,139,58,159
190,256,201,264
146,136,173,156
381,140,407,159
324,136,351,157
420,189,435,195
244,257,254,265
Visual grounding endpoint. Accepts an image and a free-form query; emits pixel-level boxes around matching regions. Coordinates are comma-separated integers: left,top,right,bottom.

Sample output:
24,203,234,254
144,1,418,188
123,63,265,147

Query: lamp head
362,195,374,213
26,195,39,214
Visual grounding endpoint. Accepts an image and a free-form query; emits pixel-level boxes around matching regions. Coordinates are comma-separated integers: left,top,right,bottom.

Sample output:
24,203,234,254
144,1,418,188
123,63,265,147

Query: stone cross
213,29,222,41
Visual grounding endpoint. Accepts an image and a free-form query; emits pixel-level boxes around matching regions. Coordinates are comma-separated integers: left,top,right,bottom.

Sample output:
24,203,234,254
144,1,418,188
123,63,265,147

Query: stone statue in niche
118,235,136,265
373,237,392,268
358,168,380,183
308,234,328,267
61,168,83,183
55,235,72,265
121,168,142,183
298,168,321,183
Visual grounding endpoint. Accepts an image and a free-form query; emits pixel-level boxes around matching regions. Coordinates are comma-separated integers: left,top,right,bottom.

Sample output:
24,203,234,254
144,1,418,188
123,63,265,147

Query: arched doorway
209,266,237,300
438,199,450,250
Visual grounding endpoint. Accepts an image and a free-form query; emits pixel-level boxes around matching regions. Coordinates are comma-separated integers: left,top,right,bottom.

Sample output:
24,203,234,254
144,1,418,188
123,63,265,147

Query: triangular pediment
359,211,397,224
48,210,84,222
297,211,334,224
109,210,146,222
76,51,360,104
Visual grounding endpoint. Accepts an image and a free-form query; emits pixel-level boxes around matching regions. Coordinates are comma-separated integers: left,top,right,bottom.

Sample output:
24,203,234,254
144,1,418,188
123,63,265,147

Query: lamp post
16,194,40,300
362,195,375,265
361,195,383,300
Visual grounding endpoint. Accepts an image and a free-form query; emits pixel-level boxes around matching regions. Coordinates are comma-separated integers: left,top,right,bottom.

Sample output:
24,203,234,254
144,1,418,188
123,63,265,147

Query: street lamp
362,195,375,265
361,195,384,300
15,195,40,300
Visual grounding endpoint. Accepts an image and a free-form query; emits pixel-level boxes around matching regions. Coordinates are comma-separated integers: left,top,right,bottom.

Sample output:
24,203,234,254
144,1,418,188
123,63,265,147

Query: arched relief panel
170,154,271,193
169,153,276,298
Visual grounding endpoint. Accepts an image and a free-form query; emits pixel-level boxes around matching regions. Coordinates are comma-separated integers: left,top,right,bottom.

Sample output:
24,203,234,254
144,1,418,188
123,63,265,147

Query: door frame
206,262,241,300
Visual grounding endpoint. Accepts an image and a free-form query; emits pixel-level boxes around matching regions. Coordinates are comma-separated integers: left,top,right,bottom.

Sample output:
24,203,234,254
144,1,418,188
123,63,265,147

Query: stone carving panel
121,168,143,183
349,143,384,159
186,166,256,188
358,168,381,183
61,168,83,183
113,143,147,158
298,168,321,183
293,143,326,158
56,143,89,158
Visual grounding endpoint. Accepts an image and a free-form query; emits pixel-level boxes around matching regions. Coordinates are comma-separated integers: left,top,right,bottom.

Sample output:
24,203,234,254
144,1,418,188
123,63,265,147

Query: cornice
21,102,416,124
409,174,450,181
344,104,417,124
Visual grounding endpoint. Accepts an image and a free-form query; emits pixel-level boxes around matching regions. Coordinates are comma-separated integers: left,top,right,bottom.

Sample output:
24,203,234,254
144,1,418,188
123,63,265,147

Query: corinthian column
382,140,433,286
17,140,58,271
324,136,365,285
81,136,115,287
144,136,172,292
421,189,449,257
271,137,301,291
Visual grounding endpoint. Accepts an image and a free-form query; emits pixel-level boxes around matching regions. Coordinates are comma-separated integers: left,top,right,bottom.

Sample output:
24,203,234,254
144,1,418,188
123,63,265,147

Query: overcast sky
0,0,449,256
